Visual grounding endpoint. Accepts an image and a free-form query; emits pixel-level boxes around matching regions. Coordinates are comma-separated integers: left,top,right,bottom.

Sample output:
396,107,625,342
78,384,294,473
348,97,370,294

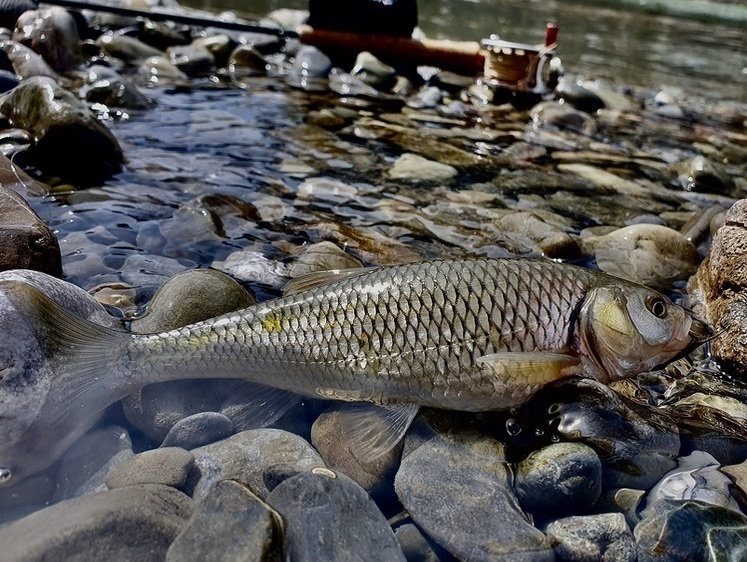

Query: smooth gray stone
0,484,193,562
394,523,443,562
0,186,61,276
267,469,406,562
189,429,325,501
515,442,603,518
634,499,747,561
167,43,215,77
166,479,282,562
0,76,123,181
106,447,194,490
545,513,635,562
395,432,554,562
161,412,234,450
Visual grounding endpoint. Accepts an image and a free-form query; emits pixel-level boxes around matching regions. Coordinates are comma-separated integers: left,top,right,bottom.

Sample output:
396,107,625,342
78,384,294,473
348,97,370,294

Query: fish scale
121,258,597,409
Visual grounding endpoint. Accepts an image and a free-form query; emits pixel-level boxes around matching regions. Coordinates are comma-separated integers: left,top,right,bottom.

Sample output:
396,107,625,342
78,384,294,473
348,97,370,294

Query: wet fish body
0,258,703,485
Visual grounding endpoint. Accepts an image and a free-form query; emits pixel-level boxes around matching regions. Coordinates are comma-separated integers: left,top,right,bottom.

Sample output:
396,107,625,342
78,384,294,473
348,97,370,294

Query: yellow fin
476,352,580,385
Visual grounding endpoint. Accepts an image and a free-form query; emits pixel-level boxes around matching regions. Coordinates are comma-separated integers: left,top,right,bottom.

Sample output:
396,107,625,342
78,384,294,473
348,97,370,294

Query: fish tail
3,280,133,425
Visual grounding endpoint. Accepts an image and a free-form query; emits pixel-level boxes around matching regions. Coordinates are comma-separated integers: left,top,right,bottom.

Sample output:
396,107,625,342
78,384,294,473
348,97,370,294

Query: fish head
580,284,703,381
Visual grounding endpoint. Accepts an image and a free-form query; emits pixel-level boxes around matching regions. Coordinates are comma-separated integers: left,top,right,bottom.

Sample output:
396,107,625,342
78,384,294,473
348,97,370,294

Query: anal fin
336,402,420,463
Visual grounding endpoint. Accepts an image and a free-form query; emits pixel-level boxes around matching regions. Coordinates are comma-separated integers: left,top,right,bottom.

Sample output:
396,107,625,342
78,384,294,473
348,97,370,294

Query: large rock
13,7,81,71
0,40,59,79
0,152,50,197
690,200,747,377
267,468,406,562
0,183,61,276
167,479,282,562
0,484,194,562
395,432,554,561
0,76,123,182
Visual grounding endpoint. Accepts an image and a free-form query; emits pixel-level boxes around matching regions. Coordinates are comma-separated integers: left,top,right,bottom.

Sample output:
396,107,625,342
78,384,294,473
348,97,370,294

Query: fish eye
0,467,11,484
647,296,668,319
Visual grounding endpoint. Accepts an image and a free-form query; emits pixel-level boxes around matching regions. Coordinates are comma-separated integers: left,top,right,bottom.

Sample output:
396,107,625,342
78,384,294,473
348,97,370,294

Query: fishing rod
40,0,299,35
39,0,556,81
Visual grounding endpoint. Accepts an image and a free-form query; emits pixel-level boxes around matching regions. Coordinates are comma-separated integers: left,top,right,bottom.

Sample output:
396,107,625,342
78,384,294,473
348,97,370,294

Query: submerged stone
106,447,195,490
0,484,193,562
166,479,282,562
546,513,636,562
388,152,458,182
634,499,747,562
13,7,81,71
267,469,406,562
395,432,554,561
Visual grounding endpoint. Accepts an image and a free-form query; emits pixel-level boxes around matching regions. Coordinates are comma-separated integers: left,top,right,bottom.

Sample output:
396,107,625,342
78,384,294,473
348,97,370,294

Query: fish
0,257,708,487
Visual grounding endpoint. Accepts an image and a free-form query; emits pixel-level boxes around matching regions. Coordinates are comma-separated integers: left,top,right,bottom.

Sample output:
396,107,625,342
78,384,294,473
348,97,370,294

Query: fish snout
688,317,712,344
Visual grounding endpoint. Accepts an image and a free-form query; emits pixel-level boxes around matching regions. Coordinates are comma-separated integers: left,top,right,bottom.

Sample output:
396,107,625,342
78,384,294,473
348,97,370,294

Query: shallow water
190,0,747,102
3,0,747,552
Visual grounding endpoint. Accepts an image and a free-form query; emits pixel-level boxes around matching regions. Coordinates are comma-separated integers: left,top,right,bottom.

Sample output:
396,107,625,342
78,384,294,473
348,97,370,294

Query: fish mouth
688,317,713,345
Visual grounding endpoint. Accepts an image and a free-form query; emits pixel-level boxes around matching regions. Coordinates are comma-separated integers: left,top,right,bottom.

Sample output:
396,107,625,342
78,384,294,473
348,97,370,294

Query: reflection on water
186,0,746,102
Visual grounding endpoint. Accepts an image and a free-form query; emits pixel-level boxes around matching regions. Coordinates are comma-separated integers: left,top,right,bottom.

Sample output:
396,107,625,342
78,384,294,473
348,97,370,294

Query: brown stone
0,178,61,277
690,199,747,376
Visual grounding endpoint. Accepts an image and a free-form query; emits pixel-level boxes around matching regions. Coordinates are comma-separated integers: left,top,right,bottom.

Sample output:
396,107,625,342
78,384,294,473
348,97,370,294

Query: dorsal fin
282,267,375,296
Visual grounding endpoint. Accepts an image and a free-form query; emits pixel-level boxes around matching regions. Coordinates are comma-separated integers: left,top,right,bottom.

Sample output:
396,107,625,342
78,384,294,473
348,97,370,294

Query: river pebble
0,484,193,562
581,223,700,289
106,447,194,490
167,479,282,562
515,442,603,519
267,469,406,562
395,432,554,561
634,499,747,561
188,429,325,501
388,152,458,182
0,75,123,181
160,412,235,450
545,513,635,562
12,7,80,71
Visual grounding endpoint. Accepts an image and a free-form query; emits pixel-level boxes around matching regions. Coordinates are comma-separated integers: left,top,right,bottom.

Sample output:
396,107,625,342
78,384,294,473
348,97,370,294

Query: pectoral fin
336,402,420,463
476,352,580,386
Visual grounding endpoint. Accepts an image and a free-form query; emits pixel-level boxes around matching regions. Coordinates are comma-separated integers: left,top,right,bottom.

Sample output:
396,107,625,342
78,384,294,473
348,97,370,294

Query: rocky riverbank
0,1,746,560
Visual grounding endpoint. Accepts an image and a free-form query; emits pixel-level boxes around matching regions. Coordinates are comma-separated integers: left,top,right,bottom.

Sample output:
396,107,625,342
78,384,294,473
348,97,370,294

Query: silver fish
0,258,706,486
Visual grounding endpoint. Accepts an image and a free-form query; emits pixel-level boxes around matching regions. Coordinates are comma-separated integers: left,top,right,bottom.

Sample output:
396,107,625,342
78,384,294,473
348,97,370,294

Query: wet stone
13,7,81,71
389,152,458,182
581,224,699,289
634,499,747,562
0,40,59,80
0,76,123,181
545,513,636,562
677,154,738,197
189,429,325,501
168,42,215,77
227,44,267,78
394,522,443,562
139,54,188,83
0,184,62,276
395,432,554,561
81,64,152,109
351,51,396,90
515,442,603,519
167,479,282,562
130,268,255,334
97,33,163,63
555,76,605,113
690,199,747,377
288,45,331,90
106,447,194,490
0,484,194,562
531,101,598,136
491,210,580,259
138,19,192,51
267,469,406,562
161,412,235,450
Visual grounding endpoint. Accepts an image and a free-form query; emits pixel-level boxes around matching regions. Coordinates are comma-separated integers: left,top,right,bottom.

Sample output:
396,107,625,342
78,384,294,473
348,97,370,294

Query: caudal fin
0,280,135,485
